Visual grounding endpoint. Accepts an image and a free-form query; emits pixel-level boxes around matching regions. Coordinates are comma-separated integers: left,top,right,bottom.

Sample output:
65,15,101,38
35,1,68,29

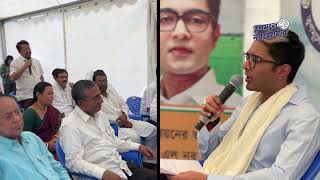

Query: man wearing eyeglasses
166,31,320,180
0,95,71,180
160,0,241,107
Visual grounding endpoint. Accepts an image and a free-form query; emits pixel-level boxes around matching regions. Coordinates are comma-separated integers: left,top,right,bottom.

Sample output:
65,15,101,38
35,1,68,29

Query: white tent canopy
0,0,157,99
0,0,80,19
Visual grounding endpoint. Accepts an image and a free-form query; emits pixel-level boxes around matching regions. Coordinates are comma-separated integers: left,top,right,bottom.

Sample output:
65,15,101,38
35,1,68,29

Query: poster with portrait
160,0,244,160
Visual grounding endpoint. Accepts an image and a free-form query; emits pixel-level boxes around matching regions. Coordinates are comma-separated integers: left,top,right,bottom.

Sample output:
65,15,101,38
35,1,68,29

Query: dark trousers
19,98,34,110
127,166,157,180
3,83,16,94
160,174,170,180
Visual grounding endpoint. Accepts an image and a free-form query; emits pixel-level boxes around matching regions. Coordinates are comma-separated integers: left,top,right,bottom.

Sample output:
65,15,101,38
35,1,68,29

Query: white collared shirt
10,56,43,101
160,69,241,108
101,84,157,139
101,84,129,122
52,82,75,117
150,93,157,123
140,80,157,114
60,106,140,180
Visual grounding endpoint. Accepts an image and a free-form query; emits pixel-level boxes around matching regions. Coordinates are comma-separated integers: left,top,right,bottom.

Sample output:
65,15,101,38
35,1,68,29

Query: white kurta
101,84,156,143
52,81,75,117
140,80,157,114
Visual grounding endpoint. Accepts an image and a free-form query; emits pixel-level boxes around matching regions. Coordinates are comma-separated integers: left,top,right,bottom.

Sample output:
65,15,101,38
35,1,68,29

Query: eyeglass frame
244,52,282,69
160,8,217,33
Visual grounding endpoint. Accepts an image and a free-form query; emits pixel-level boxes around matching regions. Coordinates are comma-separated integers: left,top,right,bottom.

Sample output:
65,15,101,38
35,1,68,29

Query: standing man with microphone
10,40,44,109
169,30,320,180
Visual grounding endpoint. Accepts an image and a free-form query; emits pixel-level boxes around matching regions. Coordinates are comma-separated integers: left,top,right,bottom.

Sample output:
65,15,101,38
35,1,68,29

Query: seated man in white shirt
60,80,156,180
93,70,157,143
93,70,158,167
51,68,75,117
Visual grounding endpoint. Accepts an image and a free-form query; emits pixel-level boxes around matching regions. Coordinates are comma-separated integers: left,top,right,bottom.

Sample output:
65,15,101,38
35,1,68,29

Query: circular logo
301,0,320,53
277,18,290,30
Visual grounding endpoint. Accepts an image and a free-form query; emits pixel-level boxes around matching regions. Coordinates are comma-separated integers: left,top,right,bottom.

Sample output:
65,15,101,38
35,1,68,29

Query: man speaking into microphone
169,30,320,180
10,40,44,109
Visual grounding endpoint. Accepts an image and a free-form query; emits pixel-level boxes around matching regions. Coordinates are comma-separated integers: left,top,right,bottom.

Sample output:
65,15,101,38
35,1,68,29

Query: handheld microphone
25,58,32,75
194,74,243,131
28,59,32,75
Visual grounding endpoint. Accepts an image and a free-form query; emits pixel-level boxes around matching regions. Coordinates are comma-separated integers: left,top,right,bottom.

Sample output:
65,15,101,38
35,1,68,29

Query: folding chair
126,96,150,120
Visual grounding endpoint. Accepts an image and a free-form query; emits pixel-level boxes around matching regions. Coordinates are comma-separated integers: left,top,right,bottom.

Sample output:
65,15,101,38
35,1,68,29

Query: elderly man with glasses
0,95,71,180
160,0,241,107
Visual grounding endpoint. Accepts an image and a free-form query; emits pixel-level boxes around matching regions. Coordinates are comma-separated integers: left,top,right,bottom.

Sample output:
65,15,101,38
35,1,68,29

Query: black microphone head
229,74,243,89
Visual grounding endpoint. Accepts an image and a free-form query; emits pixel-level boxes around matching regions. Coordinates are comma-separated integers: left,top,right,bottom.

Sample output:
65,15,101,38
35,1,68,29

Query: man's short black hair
4,55,13,66
52,68,68,78
71,80,95,105
263,30,305,83
16,40,29,52
92,70,107,82
207,0,221,21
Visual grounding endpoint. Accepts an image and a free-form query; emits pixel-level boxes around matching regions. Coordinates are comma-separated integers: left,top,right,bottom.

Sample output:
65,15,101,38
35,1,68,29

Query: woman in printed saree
23,82,63,154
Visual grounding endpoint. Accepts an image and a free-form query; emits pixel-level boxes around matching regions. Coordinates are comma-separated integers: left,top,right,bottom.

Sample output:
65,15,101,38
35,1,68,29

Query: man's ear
211,23,221,48
277,64,291,81
78,100,84,106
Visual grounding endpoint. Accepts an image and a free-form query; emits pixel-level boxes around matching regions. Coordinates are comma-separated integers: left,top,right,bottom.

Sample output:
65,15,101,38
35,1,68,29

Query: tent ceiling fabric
0,0,78,19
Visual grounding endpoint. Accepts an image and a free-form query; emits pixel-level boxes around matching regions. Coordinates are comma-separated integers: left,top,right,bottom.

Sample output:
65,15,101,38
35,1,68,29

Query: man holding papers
164,30,320,179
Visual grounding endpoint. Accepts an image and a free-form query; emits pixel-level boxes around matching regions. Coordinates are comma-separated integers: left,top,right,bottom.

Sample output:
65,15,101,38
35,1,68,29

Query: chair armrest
110,123,119,136
128,114,143,120
121,150,143,168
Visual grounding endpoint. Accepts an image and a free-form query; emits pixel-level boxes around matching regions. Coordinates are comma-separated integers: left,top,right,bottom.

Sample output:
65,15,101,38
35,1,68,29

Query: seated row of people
1,68,157,179
1,79,157,179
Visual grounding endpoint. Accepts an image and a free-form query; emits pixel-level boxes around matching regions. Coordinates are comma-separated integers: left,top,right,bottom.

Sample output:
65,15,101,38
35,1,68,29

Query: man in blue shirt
168,30,320,179
0,94,71,180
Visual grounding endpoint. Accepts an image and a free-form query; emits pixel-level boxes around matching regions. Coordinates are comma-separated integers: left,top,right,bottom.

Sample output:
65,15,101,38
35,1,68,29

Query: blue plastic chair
110,123,143,168
301,151,320,180
55,139,99,180
8,91,16,96
126,96,150,120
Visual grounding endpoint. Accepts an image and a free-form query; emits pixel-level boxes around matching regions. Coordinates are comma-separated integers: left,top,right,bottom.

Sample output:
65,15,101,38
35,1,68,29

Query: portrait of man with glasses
160,0,241,107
